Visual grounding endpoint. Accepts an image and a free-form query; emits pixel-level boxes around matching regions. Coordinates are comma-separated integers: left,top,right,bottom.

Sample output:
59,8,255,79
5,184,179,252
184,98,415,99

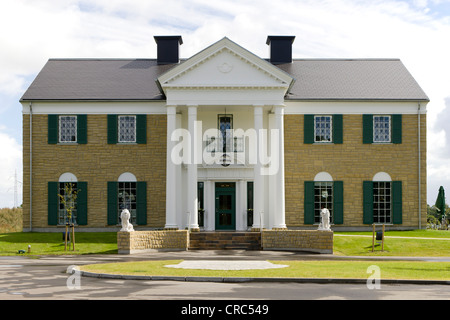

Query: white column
205,180,214,231
237,180,246,231
187,105,199,231
253,105,264,230
274,105,287,229
165,106,178,229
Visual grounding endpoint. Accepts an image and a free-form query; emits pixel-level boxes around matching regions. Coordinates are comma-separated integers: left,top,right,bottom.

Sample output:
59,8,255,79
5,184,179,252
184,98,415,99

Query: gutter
29,102,33,232
418,102,421,229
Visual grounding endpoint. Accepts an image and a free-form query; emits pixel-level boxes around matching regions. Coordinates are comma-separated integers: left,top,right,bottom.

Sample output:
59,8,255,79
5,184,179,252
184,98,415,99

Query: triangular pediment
157,37,294,93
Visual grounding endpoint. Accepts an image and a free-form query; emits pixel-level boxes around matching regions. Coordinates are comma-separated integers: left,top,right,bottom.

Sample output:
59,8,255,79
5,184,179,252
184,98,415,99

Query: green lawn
0,230,448,257
79,259,450,281
1,230,449,280
0,232,117,256
334,230,450,257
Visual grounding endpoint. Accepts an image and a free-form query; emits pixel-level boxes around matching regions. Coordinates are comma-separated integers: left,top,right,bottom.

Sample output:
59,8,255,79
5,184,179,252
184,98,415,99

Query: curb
78,270,450,285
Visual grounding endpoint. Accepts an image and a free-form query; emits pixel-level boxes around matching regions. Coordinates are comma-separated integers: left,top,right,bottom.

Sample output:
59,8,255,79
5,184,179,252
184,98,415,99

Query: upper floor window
107,114,146,144
363,114,402,144
304,114,343,144
219,114,233,152
314,116,332,143
118,115,136,143
59,116,77,143
373,116,391,143
48,114,87,145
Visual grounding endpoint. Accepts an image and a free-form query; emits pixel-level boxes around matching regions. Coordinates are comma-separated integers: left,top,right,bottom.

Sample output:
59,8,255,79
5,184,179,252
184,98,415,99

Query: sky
0,0,450,208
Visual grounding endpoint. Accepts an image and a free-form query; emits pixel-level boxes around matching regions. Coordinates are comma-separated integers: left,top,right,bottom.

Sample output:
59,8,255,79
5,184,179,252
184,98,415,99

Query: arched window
305,173,343,225
372,172,392,224
364,172,402,225
117,173,137,225
313,172,334,224
58,173,78,225
107,173,147,226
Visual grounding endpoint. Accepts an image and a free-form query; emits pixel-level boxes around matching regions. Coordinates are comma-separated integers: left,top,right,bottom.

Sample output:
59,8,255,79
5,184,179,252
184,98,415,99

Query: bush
0,207,23,233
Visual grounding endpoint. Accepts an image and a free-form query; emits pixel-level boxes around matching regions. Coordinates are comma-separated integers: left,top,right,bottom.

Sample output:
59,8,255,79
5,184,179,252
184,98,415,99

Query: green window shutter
363,181,374,224
392,114,402,144
304,115,315,144
304,181,315,224
363,115,373,144
48,182,58,225
332,115,343,144
136,182,147,225
48,115,58,144
77,182,88,225
107,115,118,144
136,115,147,144
392,181,403,224
77,115,87,144
333,181,344,224
247,182,254,210
107,182,118,225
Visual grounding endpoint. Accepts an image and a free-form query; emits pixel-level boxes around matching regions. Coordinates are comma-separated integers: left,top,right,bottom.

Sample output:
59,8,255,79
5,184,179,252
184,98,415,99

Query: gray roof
278,59,429,101
21,58,429,102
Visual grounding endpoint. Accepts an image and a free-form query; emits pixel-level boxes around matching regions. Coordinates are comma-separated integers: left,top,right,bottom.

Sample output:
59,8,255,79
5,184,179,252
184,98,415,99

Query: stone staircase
188,232,262,250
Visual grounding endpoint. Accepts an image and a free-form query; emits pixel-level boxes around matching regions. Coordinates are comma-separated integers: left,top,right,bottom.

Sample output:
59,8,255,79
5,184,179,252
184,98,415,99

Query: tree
58,183,79,251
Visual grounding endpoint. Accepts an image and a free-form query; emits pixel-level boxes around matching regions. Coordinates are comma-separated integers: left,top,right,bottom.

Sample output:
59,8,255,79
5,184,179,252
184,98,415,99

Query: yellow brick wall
262,230,333,253
23,112,426,230
284,114,427,228
23,114,167,230
117,230,188,254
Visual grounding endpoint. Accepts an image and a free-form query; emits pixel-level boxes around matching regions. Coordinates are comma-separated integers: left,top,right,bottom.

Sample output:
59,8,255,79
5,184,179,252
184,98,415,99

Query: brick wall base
262,230,333,254
118,230,333,254
118,230,189,254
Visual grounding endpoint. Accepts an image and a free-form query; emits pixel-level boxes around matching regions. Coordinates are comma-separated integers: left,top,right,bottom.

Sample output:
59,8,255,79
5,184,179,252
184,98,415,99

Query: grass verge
79,260,450,281
0,232,117,255
334,230,450,256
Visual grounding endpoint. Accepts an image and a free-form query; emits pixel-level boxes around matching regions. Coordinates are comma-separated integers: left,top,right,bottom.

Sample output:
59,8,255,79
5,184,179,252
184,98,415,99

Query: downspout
29,102,33,232
418,102,421,229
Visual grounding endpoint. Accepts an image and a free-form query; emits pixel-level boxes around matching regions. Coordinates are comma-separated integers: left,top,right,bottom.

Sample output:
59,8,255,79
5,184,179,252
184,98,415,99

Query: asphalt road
0,251,449,302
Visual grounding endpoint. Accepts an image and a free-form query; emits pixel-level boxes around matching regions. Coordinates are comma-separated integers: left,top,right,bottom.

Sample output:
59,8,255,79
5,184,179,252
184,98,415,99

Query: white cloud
0,129,22,208
1,0,450,205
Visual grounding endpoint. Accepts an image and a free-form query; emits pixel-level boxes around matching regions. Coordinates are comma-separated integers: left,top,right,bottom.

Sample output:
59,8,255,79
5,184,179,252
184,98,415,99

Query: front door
215,182,236,230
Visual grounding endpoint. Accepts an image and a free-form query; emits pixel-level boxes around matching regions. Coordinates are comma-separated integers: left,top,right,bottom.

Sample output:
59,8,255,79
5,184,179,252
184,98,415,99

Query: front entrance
215,182,236,230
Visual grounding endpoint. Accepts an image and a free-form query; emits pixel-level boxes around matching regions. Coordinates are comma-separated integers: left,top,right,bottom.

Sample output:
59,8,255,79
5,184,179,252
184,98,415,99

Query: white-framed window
118,182,137,225
59,116,77,143
58,182,78,225
314,182,333,224
219,115,233,152
314,116,332,143
373,116,391,143
373,181,392,224
117,172,138,225
118,115,136,143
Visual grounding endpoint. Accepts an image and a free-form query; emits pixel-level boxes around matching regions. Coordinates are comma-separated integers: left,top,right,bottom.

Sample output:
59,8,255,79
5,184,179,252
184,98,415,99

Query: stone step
188,232,262,250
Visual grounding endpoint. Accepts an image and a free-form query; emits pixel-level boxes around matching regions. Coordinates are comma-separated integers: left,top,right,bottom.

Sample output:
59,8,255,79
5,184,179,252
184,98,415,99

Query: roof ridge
48,58,158,61
290,58,401,61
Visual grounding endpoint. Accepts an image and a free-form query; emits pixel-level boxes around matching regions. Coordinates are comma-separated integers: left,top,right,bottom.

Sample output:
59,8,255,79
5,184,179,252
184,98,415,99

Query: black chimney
266,36,295,64
154,36,183,64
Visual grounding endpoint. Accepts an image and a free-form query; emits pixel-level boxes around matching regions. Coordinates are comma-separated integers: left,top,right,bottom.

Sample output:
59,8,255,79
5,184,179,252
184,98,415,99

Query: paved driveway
0,252,449,301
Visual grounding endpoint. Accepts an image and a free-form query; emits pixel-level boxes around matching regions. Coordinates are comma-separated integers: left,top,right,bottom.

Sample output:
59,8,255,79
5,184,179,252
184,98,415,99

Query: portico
159,37,294,232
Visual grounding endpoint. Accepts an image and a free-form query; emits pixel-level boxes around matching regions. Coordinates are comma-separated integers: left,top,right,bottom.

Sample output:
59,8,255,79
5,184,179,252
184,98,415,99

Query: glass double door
215,182,236,230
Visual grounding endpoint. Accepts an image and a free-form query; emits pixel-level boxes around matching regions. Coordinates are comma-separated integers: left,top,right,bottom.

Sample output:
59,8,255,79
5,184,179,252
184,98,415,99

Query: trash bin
62,231,70,242
376,232,383,241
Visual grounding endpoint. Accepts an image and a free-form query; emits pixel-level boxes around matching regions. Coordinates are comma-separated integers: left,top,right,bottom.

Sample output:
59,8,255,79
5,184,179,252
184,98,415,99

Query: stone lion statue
120,209,134,232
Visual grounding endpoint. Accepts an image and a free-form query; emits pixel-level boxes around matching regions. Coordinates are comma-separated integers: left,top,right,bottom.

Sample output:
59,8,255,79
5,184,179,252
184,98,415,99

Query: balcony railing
205,136,244,153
